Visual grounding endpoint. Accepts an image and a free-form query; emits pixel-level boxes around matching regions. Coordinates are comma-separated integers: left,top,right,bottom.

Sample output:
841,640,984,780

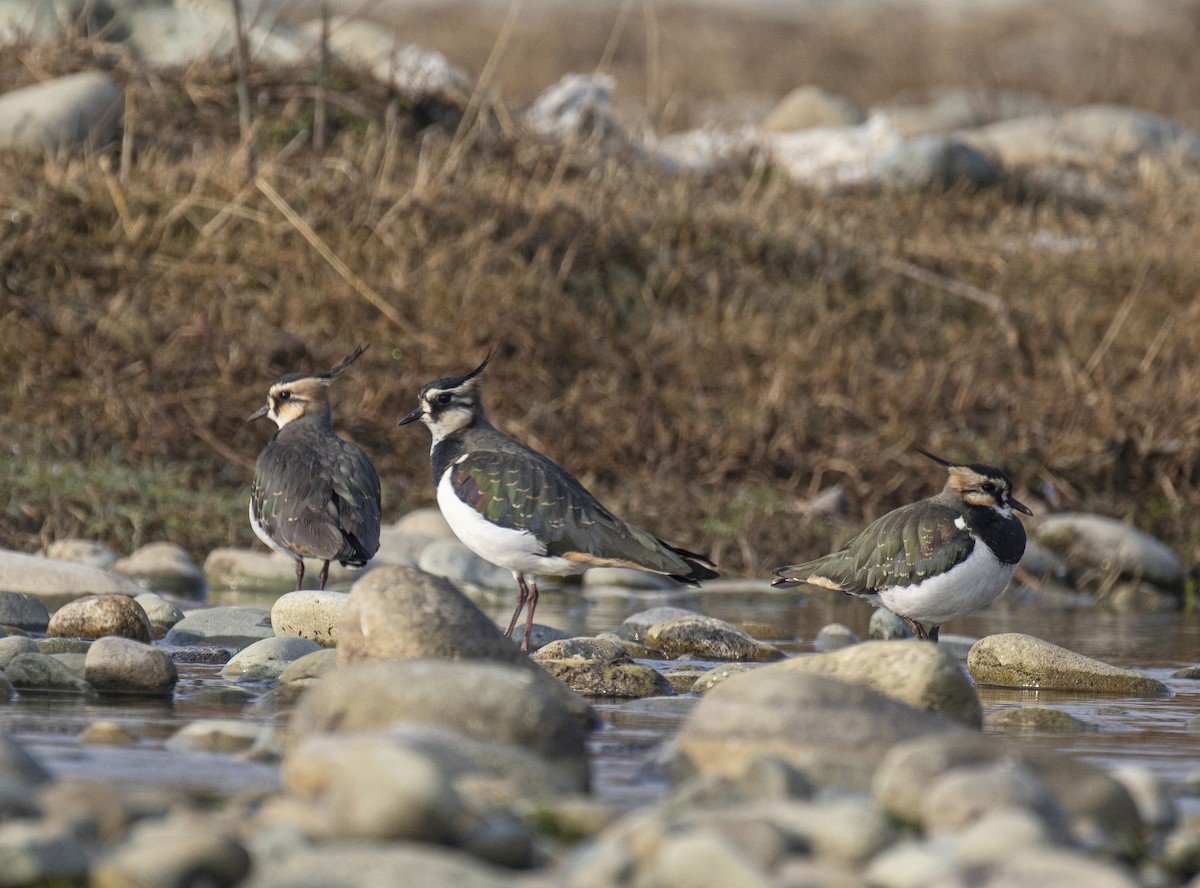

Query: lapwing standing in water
249,345,381,591
399,355,719,652
772,447,1031,641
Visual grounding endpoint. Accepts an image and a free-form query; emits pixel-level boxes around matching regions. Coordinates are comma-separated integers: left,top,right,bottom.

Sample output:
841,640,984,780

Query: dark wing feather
330,438,382,565
774,500,973,593
450,449,714,580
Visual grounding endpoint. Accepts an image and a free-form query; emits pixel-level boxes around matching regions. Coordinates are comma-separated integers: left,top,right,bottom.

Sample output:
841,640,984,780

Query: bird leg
504,576,531,639
520,579,540,654
294,559,305,591
318,560,330,591
928,625,940,643
902,617,934,642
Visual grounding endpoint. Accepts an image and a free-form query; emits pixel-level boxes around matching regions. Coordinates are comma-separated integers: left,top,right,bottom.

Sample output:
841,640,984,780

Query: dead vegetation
2,7,1200,578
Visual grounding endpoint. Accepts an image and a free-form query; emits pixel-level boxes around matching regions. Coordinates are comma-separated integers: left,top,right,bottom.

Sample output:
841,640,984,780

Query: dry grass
2,7,1200,579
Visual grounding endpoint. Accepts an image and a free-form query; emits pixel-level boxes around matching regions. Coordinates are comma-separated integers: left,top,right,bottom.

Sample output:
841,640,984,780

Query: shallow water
2,583,1198,817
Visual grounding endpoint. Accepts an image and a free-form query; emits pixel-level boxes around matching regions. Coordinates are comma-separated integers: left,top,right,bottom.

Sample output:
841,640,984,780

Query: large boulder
0,550,143,612
47,595,152,642
968,634,1169,696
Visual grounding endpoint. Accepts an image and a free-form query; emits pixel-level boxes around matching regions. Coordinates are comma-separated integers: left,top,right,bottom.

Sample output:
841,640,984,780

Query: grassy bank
2,17,1199,578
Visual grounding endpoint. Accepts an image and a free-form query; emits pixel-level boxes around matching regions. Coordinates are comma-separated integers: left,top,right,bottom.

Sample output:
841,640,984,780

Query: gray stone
984,706,1089,733
525,72,626,149
641,827,775,888
393,508,455,539
370,527,429,566
863,839,962,888
813,623,860,651
941,847,1141,888
869,608,913,640
85,636,177,695
876,87,1060,138
113,542,206,599
615,606,703,643
163,606,273,650
167,646,231,665
133,593,185,632
1020,539,1070,583
124,1,309,68
91,816,251,888
0,591,50,633
0,72,122,156
0,636,39,669
869,135,998,190
954,808,1067,861
50,652,87,677
221,635,322,681
0,550,144,611
1111,765,1176,834
763,85,865,132
47,594,152,641
203,547,357,593
460,813,535,869
0,674,10,701
756,640,981,726
690,662,761,693
165,720,269,754
1173,665,1200,679
675,670,964,792
1033,512,1186,591
872,732,1143,857
532,635,674,696
289,659,591,791
336,565,531,665
80,720,137,746
1058,104,1200,160
277,648,338,684
271,589,349,648
39,778,132,846
968,633,1169,696
920,761,1072,840
0,733,51,789
43,539,116,569
37,637,91,655
5,652,93,693
644,615,785,662
0,821,88,885
418,539,513,589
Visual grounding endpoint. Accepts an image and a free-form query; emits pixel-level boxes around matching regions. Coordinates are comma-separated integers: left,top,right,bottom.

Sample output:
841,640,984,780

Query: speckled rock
0,591,50,633
163,606,273,650
0,636,39,669
532,635,674,696
968,633,1169,696
271,589,349,648
0,550,142,611
289,659,592,791
676,670,965,792
47,594,152,642
614,607,704,644
83,636,176,695
37,638,91,655
1033,512,1185,591
690,662,761,693
757,640,981,726
1172,665,1200,679
814,623,860,651
644,615,785,662
5,652,93,693
221,635,322,682
984,706,1089,732
337,566,531,665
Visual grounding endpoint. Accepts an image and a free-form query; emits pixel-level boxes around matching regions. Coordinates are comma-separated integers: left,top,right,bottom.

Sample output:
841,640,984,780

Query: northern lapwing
772,447,1031,641
249,345,381,591
399,354,719,651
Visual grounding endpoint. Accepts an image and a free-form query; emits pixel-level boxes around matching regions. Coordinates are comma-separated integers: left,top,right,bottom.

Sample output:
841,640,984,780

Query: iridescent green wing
779,502,974,593
449,450,688,573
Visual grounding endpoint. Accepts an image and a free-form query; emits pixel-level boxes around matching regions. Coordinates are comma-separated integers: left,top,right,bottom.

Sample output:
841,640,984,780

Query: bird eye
981,482,997,494
277,391,291,402
436,393,453,405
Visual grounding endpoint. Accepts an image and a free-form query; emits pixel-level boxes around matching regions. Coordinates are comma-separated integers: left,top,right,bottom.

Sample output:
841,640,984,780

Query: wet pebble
690,662,760,693
47,594,152,642
270,590,349,648
919,761,1072,840
167,646,232,665
984,706,1089,732
163,606,273,650
5,652,93,693
51,651,87,678
165,719,270,754
221,635,322,682
0,591,51,633
113,542,207,599
134,593,185,633
968,632,1169,695
277,647,339,685
37,637,92,655
763,639,981,726
644,614,785,662
616,606,704,644
814,623,860,651
537,656,674,698
85,636,177,695
0,821,89,886
0,635,39,668
1171,665,1200,679
80,720,138,746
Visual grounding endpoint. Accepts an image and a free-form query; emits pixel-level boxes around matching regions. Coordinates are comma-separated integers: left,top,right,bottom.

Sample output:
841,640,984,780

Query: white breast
875,539,1015,626
249,500,298,560
436,467,583,579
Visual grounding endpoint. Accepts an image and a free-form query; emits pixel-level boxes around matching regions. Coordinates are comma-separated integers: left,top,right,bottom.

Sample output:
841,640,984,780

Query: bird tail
770,561,813,589
665,543,720,585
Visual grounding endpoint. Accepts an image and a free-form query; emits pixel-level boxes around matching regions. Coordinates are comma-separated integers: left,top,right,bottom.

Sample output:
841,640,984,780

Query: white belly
436,468,582,579
249,500,299,561
875,542,1015,626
